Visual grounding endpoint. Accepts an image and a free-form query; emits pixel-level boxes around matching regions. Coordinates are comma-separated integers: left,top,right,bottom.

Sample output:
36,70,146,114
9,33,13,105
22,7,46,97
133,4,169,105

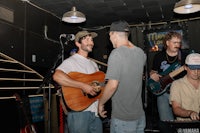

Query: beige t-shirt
170,76,200,121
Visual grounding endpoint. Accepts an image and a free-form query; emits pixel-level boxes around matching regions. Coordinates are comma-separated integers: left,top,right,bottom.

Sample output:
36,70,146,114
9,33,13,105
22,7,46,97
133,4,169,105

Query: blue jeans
110,115,146,133
157,93,174,121
67,111,102,133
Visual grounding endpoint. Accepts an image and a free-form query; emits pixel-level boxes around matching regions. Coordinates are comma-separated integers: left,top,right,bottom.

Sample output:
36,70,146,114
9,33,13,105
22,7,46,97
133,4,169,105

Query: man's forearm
99,79,118,105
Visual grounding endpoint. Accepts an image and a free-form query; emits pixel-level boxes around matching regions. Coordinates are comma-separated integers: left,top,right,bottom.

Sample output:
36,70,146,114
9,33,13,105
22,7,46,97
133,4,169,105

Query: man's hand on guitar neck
150,70,162,82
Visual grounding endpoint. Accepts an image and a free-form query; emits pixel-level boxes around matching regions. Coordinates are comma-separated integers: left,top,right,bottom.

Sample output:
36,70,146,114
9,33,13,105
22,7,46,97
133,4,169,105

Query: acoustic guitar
14,93,37,133
148,63,185,96
61,71,105,111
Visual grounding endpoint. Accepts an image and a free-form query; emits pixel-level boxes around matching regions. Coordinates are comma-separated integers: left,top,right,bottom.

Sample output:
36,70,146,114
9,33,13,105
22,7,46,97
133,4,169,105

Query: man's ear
184,65,187,70
166,40,169,46
75,41,80,47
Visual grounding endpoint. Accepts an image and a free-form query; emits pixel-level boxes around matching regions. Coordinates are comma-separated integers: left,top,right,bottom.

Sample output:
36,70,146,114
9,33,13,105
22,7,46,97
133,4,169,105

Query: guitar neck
169,66,185,78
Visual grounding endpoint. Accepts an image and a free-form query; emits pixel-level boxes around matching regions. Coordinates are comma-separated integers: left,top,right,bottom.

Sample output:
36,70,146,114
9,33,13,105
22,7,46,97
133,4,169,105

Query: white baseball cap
185,53,200,69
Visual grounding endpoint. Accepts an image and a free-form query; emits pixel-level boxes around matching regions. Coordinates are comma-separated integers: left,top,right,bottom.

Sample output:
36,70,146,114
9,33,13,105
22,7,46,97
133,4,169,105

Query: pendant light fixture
62,6,86,23
174,0,200,14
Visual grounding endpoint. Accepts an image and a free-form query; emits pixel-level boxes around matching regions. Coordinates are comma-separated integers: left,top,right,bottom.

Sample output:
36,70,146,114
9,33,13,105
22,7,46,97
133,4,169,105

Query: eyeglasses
169,40,182,44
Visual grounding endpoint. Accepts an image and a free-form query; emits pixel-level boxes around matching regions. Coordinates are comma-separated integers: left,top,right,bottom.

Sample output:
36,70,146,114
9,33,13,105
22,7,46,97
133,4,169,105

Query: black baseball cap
110,20,130,32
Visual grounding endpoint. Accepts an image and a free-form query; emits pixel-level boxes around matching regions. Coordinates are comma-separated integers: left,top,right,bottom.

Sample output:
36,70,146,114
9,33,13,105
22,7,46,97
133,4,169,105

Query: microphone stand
36,53,62,94
36,53,62,133
37,34,66,133
59,35,65,61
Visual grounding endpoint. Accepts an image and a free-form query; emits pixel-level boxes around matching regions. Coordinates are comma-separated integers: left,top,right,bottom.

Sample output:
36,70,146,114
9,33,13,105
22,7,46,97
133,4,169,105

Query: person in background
53,30,103,133
69,48,77,56
170,53,200,121
149,31,188,132
98,20,147,133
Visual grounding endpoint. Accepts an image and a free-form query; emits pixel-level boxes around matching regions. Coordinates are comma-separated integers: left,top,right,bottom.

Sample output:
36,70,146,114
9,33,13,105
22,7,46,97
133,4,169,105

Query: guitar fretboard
169,66,185,78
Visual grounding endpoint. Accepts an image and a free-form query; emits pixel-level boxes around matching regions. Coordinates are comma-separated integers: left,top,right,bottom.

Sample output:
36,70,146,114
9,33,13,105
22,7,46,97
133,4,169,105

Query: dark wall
0,0,79,76
188,19,200,53
91,28,110,72
1,0,200,76
0,0,24,62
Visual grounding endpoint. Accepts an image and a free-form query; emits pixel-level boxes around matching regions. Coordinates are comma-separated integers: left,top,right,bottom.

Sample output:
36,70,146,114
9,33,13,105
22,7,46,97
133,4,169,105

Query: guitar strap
164,51,182,93
57,89,68,115
161,61,179,76
178,50,182,65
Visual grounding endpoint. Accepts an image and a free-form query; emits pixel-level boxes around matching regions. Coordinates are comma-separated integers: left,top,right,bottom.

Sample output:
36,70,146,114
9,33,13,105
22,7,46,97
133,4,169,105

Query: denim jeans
157,93,174,121
110,115,146,133
67,111,102,133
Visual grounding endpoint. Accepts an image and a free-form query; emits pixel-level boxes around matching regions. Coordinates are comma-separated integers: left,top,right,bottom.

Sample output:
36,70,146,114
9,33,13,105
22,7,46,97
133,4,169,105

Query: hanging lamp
62,6,86,23
174,0,200,14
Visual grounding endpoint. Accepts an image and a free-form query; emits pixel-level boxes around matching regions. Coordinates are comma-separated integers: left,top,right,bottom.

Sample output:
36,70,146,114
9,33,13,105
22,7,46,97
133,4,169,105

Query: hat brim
80,32,97,39
188,65,200,70
89,32,98,38
75,32,97,42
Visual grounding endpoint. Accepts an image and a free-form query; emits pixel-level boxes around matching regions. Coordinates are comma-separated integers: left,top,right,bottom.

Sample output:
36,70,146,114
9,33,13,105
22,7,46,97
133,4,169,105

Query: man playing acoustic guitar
53,31,103,133
149,31,188,133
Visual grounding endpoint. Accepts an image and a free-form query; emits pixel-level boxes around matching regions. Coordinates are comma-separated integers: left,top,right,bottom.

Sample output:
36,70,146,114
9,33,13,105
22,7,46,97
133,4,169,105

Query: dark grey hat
110,20,130,32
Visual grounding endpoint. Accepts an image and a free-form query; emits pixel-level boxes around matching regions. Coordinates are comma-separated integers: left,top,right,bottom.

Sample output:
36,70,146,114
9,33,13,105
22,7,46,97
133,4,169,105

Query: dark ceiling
28,0,200,27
